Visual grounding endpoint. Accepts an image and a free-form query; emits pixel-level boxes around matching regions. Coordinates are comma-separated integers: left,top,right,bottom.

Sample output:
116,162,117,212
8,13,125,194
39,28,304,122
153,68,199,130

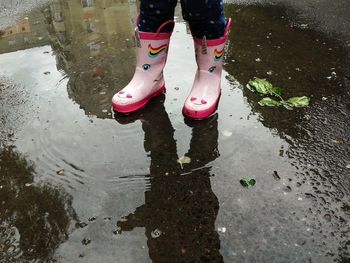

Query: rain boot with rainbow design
183,18,231,119
112,20,174,113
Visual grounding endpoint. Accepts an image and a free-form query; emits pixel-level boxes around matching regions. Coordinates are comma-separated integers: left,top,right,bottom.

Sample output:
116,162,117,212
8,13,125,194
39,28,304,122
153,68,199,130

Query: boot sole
182,92,221,120
112,85,165,113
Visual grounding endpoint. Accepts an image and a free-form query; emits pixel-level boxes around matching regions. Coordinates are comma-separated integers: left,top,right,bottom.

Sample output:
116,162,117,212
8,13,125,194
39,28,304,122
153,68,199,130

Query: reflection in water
115,97,222,262
44,0,137,118
224,4,349,136
224,5,350,260
0,146,76,262
0,10,50,54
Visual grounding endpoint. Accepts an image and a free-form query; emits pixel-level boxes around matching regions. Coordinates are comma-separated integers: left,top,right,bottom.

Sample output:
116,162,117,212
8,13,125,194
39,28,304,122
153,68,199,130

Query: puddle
0,1,350,262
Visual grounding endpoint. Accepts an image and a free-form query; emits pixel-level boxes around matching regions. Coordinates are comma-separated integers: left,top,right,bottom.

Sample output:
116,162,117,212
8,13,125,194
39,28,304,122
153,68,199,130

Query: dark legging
138,0,226,39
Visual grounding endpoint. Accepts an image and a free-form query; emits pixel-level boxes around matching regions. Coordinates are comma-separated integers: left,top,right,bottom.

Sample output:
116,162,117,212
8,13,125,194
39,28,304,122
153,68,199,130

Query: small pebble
151,229,162,238
221,130,232,137
81,238,91,246
56,169,64,175
88,217,97,222
76,222,88,228
218,227,226,233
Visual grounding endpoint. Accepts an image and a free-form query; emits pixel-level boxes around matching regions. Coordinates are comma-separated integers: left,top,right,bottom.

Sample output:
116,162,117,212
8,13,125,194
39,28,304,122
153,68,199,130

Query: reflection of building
46,0,138,118
0,12,50,54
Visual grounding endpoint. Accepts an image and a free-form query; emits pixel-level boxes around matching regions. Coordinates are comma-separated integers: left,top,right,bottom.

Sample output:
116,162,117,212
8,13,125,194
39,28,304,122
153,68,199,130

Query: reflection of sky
0,45,65,91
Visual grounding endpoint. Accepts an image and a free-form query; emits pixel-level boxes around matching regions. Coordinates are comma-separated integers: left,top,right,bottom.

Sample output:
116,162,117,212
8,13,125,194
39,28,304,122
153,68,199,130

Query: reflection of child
112,0,231,119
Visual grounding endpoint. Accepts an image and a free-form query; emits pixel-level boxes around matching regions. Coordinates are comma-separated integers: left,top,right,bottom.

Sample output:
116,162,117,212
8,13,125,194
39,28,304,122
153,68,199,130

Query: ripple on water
31,133,89,188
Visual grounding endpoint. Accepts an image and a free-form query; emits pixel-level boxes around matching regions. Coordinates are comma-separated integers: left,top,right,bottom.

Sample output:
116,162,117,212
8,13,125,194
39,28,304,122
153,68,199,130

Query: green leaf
247,78,274,95
240,177,256,187
271,87,282,96
286,96,310,107
281,101,294,110
258,97,281,107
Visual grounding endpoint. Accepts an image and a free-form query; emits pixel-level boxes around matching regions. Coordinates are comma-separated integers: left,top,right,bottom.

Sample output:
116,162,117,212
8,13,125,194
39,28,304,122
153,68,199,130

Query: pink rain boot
112,20,174,113
183,18,232,119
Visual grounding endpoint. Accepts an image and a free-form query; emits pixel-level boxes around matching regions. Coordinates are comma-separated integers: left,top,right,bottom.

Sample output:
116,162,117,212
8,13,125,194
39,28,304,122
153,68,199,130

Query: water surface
0,1,350,262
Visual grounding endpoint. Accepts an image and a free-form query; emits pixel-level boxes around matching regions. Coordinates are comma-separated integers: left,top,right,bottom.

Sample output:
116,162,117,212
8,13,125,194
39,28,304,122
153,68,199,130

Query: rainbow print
214,48,224,61
148,44,167,58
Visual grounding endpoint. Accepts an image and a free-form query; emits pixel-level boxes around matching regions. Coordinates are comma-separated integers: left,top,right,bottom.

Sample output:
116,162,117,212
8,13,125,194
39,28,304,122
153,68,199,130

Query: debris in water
221,130,233,137
81,238,91,246
0,82,7,89
88,216,97,222
331,139,342,144
56,169,64,175
76,222,88,228
324,214,331,222
272,171,281,180
151,228,162,238
113,226,122,235
247,78,310,109
240,177,256,187
283,186,292,192
218,227,226,233
177,156,191,169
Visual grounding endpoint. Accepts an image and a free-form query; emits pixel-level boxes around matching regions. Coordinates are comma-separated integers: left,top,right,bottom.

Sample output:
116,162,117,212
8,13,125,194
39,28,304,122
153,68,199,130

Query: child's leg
112,1,177,113
180,0,226,39
181,0,231,119
139,0,178,33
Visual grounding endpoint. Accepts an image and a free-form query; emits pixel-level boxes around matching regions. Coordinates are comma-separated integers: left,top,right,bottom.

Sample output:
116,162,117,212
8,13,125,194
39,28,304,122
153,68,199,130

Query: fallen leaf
258,97,281,107
247,78,273,95
177,156,191,167
287,96,310,107
331,139,342,144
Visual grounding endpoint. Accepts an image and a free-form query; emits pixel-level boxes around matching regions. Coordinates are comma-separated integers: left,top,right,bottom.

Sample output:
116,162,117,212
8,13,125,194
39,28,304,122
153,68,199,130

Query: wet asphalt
0,0,350,262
